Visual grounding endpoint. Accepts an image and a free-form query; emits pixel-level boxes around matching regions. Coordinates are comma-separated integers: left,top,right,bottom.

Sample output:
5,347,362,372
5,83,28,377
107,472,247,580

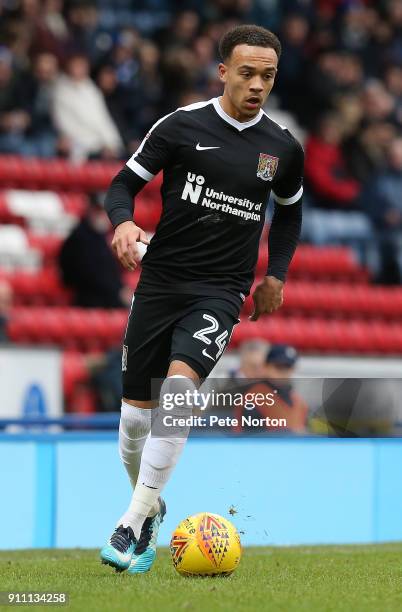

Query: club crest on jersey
256,153,278,181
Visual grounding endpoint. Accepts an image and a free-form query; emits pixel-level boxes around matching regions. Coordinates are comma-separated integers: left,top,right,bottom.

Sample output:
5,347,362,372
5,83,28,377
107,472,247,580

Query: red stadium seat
0,156,165,194
1,156,399,361
27,234,64,263
241,281,402,321
7,307,127,351
257,245,369,282
59,193,88,217
0,268,71,306
230,316,402,355
62,351,90,399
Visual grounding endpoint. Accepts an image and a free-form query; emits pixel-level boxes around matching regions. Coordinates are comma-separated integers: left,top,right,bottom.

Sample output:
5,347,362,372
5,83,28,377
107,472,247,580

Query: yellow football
170,512,242,576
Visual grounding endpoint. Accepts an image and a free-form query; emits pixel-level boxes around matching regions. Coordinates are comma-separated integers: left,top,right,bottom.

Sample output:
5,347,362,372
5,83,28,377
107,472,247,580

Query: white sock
118,401,152,488
118,376,194,538
118,401,160,519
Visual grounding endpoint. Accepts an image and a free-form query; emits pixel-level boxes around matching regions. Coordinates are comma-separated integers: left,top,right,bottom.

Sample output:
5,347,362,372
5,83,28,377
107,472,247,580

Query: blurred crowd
1,0,402,281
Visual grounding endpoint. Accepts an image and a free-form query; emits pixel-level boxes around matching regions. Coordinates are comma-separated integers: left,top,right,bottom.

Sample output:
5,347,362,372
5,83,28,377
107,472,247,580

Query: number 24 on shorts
192,314,230,362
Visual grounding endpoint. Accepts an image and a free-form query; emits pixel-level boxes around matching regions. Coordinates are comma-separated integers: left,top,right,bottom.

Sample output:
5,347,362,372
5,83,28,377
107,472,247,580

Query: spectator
97,39,162,147
0,46,31,155
131,41,163,138
304,50,343,127
192,34,216,74
364,137,402,284
384,62,402,122
65,0,111,65
360,79,397,123
335,53,364,96
90,348,123,412
334,93,363,137
59,192,130,308
51,53,123,160
157,10,200,50
0,279,13,342
29,0,71,64
306,50,364,125
0,48,67,157
337,5,373,55
229,339,270,379
344,120,396,184
22,52,68,157
305,112,361,208
231,344,309,434
95,63,136,148
160,46,200,110
249,0,283,30
275,13,311,117
386,0,402,64
112,28,141,91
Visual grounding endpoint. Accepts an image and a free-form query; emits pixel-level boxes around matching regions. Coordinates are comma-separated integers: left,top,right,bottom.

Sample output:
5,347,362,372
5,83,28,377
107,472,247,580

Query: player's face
219,44,278,121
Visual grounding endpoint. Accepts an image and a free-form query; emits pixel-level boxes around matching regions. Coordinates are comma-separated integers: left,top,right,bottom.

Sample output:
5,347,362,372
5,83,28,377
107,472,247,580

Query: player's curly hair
219,24,281,62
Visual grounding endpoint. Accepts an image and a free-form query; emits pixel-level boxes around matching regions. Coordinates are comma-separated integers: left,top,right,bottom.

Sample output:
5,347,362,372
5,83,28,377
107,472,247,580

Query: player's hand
112,221,150,271
249,276,284,321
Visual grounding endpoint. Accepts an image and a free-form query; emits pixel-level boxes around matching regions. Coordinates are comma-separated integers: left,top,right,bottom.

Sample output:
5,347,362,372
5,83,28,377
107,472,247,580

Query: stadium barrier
1,425,402,549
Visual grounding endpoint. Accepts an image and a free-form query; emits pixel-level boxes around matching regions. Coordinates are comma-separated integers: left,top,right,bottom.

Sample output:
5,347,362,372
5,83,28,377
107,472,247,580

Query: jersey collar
212,97,264,131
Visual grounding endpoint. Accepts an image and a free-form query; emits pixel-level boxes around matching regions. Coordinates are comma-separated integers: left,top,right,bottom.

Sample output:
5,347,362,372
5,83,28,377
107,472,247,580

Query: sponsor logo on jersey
196,143,220,151
256,153,278,181
181,172,263,222
181,172,205,204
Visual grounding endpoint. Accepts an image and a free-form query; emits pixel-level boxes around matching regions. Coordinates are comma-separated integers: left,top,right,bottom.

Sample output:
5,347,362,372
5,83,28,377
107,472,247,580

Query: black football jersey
126,97,304,304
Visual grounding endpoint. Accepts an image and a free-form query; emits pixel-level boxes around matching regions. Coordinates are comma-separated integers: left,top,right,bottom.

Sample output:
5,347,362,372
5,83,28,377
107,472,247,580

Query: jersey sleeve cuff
109,210,134,229
272,185,303,205
266,268,286,281
126,158,155,182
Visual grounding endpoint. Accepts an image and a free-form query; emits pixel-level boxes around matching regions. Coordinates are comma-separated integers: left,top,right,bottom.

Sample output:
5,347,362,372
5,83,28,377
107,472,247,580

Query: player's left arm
250,137,304,321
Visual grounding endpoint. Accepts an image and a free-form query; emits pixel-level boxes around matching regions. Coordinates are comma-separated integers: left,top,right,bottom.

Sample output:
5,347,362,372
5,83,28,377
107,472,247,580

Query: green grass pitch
1,545,402,612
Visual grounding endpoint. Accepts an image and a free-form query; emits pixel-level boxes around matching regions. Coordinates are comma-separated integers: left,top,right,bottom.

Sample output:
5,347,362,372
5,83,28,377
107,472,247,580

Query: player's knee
119,400,152,437
159,375,197,414
150,375,196,440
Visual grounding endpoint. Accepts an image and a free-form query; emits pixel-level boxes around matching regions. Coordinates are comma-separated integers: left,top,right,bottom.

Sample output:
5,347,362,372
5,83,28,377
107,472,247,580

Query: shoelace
135,517,154,555
110,526,135,553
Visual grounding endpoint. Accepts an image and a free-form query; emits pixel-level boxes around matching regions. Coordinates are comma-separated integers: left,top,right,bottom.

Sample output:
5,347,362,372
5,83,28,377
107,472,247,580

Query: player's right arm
105,168,148,271
105,111,178,270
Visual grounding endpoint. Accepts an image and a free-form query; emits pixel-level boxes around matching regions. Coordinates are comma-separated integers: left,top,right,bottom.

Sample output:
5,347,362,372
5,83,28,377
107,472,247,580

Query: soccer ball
170,512,242,576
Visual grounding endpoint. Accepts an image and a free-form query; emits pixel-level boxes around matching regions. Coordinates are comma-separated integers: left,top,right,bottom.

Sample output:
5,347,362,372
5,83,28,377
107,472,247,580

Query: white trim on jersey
262,110,287,131
212,97,264,131
126,158,155,181
125,109,176,181
272,185,303,205
180,99,215,112
125,99,215,181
